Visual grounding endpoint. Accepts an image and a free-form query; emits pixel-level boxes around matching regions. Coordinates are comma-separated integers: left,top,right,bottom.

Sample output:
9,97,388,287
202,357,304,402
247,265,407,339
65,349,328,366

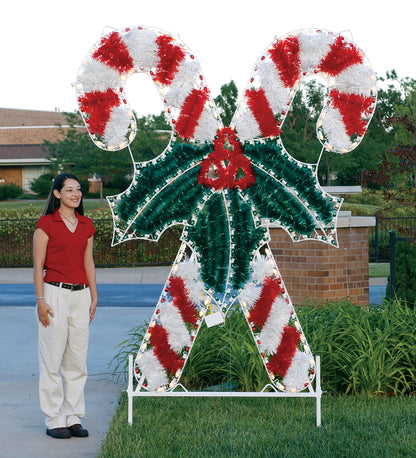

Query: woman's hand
89,299,97,324
37,299,54,327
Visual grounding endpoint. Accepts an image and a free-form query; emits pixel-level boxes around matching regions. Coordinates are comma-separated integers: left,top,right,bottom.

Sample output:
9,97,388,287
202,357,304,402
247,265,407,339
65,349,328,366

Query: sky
1,0,414,116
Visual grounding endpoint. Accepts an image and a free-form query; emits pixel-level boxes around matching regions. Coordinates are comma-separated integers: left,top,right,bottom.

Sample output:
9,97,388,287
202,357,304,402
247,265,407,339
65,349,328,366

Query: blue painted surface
369,285,386,306
0,284,164,307
0,284,386,307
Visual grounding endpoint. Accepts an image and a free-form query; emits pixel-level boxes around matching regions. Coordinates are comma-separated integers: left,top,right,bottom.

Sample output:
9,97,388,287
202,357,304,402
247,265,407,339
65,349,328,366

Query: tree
356,71,416,189
360,115,416,217
129,112,171,162
44,111,171,206
214,80,238,126
282,71,416,187
359,70,416,215
281,79,325,164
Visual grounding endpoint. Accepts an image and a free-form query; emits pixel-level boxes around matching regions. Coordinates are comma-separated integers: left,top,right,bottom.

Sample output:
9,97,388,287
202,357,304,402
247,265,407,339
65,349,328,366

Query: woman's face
53,178,82,210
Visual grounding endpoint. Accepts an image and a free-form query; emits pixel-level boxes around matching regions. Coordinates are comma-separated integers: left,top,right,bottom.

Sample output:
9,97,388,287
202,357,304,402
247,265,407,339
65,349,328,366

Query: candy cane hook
232,28,377,153
75,26,222,151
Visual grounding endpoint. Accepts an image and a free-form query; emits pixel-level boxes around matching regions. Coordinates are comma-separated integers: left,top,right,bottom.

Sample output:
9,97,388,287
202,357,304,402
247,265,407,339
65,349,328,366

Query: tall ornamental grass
112,299,416,395
298,299,416,395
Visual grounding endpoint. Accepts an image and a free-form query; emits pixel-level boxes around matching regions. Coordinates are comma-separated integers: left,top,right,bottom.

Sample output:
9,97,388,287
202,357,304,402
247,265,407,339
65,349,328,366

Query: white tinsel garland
320,108,352,151
137,351,168,390
104,107,134,147
298,30,334,72
282,349,313,392
193,109,223,143
334,63,375,96
159,301,191,353
258,61,292,113
232,110,261,141
258,296,293,354
176,261,206,305
122,29,159,71
77,59,121,93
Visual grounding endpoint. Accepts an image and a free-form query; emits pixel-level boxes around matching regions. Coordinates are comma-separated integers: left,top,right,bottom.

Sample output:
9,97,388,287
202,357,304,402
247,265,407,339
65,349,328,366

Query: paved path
0,267,168,458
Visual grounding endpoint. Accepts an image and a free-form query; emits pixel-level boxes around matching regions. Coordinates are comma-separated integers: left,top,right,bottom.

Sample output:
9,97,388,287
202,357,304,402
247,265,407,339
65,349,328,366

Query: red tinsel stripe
330,89,374,136
155,35,186,85
249,277,284,328
245,88,281,137
268,36,300,88
198,127,255,190
266,325,300,378
169,276,198,325
318,36,363,76
150,324,184,375
175,88,210,139
93,31,134,73
78,88,120,136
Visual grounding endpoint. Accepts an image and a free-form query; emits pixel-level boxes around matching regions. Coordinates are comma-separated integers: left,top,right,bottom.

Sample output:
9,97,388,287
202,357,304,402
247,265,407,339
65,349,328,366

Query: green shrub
386,239,416,307
341,203,376,216
29,172,55,197
0,183,23,200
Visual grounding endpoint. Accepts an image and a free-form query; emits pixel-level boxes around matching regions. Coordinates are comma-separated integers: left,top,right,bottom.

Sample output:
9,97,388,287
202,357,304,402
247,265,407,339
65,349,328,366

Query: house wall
0,167,22,187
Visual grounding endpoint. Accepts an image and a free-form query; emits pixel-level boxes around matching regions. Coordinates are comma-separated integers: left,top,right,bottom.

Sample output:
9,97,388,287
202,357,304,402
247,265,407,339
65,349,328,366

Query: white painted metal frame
127,354,323,427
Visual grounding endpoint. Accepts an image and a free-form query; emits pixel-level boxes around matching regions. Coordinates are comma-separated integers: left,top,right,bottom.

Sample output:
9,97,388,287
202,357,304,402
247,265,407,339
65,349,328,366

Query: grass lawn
369,263,389,278
99,394,416,457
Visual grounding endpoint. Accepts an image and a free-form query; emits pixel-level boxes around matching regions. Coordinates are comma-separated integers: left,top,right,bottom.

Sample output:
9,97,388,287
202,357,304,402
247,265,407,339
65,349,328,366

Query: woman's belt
47,281,88,291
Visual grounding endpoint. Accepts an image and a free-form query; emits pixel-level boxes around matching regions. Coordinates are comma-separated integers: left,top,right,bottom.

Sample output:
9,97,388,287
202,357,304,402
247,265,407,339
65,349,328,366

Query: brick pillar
269,214,375,305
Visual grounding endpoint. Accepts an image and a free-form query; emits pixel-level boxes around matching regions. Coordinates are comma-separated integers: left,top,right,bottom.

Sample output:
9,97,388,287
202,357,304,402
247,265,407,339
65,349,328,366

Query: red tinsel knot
198,127,255,190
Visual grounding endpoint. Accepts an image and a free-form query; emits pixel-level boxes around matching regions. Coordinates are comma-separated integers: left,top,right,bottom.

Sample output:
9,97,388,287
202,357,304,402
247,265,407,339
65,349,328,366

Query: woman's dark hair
42,173,84,216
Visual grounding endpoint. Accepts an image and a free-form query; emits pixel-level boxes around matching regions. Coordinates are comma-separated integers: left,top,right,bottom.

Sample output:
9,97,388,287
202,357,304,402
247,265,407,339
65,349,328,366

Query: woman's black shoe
46,427,71,439
68,424,89,437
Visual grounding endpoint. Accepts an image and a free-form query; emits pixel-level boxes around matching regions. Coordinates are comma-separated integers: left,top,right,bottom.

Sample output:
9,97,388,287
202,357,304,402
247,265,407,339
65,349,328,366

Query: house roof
0,107,68,128
0,144,49,166
0,108,84,165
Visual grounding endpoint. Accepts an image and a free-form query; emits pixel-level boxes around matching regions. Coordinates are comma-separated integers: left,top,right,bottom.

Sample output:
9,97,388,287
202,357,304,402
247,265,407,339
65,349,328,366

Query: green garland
227,189,265,289
111,137,338,293
131,167,209,236
246,167,317,234
243,141,334,224
187,193,230,292
116,142,211,221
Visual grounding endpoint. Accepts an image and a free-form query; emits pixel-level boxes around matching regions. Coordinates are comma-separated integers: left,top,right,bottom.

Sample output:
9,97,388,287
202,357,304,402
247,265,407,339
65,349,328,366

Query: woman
33,173,97,439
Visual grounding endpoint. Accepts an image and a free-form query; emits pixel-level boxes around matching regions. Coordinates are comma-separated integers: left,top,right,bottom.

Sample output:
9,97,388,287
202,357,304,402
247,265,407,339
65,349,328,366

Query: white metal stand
127,354,323,427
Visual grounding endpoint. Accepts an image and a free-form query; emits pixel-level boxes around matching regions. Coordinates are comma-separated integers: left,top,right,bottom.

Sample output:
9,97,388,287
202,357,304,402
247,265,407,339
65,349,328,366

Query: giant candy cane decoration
75,27,376,392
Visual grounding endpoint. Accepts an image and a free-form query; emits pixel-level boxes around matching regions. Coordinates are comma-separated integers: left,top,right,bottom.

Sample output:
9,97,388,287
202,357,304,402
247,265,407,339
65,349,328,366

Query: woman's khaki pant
38,282,90,429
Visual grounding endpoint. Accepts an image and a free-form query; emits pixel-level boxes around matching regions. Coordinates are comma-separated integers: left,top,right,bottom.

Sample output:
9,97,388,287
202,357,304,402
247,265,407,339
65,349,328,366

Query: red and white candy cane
75,26,222,151
75,27,377,394
232,28,377,153
76,27,376,155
